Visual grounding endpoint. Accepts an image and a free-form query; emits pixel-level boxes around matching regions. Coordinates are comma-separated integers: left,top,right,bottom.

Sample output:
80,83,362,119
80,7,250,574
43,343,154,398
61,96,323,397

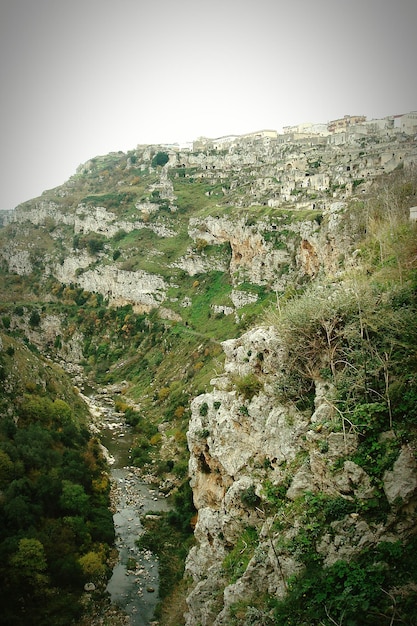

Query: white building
399,112,417,134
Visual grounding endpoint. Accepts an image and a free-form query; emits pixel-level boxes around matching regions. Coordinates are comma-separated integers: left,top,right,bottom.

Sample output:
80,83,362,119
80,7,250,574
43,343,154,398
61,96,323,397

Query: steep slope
185,174,417,625
2,131,415,318
0,127,416,624
0,333,115,625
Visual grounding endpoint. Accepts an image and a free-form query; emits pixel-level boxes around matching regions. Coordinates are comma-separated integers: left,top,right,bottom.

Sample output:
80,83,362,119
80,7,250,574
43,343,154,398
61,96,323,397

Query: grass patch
222,526,259,583
172,179,223,216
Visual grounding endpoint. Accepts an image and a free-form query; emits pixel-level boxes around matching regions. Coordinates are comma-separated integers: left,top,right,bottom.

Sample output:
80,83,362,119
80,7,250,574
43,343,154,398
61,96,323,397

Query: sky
0,0,416,211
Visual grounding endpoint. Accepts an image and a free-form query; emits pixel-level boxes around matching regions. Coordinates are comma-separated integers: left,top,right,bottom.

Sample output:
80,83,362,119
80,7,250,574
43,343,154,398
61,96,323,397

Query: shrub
223,526,258,583
240,484,260,508
151,151,169,168
29,310,41,327
150,433,162,446
86,236,104,255
234,373,262,400
158,387,171,401
2,315,10,329
174,405,185,419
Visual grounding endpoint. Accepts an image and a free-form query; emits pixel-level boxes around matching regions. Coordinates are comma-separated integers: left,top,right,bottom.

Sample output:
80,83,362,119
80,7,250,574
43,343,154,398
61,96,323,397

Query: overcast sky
0,0,416,210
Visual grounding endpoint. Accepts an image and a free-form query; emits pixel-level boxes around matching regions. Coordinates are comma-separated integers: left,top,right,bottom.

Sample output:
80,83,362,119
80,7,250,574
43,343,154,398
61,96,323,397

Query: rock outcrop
185,326,417,625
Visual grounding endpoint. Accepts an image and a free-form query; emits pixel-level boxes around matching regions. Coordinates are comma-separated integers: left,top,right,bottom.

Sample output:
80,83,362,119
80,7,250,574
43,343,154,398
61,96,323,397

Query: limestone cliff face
188,216,289,287
76,266,167,309
185,200,350,290
185,326,417,625
1,192,354,313
2,126,385,313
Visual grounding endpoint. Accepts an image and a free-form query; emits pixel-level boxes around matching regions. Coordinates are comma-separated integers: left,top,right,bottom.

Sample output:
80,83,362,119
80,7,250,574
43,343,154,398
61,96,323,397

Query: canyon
1,115,417,624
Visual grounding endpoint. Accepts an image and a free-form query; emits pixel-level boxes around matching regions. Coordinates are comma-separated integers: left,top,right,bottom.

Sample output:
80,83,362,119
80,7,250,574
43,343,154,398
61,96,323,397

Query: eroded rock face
1,181,355,315
6,248,33,275
76,266,167,308
185,327,309,623
188,216,292,287
185,326,417,625
383,447,417,505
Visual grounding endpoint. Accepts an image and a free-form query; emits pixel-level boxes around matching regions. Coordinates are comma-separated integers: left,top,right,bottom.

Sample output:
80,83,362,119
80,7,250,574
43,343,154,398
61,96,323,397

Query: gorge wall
1,121,417,625
185,326,417,624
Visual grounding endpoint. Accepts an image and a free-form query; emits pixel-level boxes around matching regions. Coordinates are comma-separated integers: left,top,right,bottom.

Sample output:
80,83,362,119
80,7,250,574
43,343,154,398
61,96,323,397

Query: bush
199,402,209,416
86,236,104,255
29,310,41,327
240,484,260,508
151,151,169,167
223,526,258,583
2,315,10,329
234,373,262,400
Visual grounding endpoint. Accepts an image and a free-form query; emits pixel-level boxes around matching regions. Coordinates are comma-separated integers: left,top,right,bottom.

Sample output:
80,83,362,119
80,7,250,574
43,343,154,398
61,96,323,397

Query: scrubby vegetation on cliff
0,130,416,625
256,172,417,625
184,169,417,626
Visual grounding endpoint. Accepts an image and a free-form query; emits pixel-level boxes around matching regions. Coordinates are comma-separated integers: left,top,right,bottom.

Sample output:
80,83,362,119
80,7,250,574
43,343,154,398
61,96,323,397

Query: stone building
328,114,366,133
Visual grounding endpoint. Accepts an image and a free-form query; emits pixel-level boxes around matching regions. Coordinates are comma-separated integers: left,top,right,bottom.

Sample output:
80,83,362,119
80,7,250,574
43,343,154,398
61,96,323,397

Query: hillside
0,121,417,625
0,332,115,625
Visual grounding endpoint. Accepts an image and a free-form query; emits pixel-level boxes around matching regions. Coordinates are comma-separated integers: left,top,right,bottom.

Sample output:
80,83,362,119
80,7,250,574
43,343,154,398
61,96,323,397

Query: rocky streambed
81,385,171,626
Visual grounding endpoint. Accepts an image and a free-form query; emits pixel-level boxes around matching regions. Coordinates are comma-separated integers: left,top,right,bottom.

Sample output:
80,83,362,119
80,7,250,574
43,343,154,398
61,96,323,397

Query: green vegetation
171,178,224,216
0,135,416,626
73,232,106,254
151,151,169,168
222,526,258,584
270,538,417,625
136,480,196,620
82,190,138,212
0,336,114,625
234,372,262,400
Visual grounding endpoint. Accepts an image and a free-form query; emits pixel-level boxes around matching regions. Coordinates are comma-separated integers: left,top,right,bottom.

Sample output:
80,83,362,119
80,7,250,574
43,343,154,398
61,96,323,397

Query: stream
82,387,171,626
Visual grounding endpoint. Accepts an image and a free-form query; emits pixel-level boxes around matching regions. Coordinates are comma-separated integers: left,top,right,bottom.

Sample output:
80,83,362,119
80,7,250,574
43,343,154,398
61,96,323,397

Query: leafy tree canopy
151,151,169,167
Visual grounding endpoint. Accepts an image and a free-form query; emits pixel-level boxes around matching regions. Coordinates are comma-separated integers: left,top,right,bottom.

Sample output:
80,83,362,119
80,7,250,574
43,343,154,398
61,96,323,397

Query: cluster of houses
160,111,417,153
152,109,417,213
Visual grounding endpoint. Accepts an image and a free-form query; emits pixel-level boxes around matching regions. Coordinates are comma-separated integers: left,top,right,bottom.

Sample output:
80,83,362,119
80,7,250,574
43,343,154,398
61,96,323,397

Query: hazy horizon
1,0,416,211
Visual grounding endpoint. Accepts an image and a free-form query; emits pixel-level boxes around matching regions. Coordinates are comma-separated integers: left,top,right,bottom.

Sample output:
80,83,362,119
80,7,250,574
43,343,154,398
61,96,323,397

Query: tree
78,549,106,581
29,309,41,327
10,538,49,587
52,399,73,424
0,449,13,487
7,538,51,622
60,480,89,515
152,151,169,167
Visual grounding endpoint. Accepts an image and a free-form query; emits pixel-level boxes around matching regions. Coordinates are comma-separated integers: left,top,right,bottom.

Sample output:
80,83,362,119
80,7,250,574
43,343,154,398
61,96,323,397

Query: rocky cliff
1,124,417,625
2,127,415,318
185,323,417,624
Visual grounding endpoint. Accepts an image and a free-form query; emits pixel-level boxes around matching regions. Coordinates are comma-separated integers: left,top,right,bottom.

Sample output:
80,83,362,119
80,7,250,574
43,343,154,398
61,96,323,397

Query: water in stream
85,390,170,626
